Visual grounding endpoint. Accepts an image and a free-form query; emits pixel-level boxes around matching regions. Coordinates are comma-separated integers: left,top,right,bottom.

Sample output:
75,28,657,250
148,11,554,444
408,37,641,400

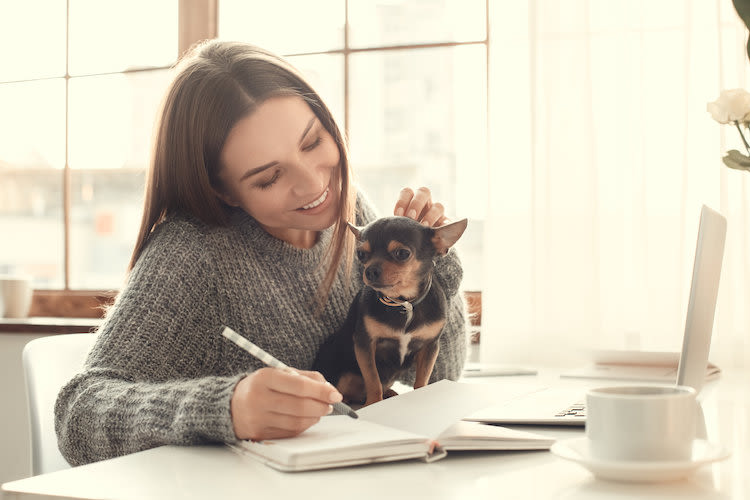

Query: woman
55,39,467,466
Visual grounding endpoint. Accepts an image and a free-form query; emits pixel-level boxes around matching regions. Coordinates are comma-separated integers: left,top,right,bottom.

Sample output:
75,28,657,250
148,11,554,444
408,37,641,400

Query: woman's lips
298,187,330,211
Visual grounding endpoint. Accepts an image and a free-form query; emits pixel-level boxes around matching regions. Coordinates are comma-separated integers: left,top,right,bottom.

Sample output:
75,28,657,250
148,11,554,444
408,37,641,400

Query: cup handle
694,401,707,440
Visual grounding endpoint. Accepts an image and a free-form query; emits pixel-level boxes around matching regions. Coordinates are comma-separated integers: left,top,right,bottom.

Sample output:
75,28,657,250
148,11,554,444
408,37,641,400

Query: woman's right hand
230,367,342,441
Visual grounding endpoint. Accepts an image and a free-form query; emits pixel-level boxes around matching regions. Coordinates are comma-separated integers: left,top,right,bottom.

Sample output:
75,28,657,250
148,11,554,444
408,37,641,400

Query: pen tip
333,402,358,418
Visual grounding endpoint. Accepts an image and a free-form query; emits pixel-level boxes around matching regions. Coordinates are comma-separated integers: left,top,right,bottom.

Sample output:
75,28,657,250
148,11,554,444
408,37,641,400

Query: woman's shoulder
152,211,244,244
137,211,235,270
148,213,212,250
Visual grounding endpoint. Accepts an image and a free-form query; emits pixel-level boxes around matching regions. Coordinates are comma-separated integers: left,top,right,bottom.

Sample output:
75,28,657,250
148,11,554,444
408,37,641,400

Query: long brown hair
129,39,355,303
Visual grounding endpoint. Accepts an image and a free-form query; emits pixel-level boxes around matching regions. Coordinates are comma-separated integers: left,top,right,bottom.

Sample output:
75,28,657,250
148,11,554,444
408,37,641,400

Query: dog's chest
364,315,444,364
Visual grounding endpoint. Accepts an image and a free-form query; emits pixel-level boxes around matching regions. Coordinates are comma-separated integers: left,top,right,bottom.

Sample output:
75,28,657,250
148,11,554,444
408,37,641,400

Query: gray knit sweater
55,193,467,466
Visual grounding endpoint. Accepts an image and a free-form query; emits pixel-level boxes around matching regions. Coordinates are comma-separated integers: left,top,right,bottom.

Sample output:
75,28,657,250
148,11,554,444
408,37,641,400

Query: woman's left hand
393,187,448,227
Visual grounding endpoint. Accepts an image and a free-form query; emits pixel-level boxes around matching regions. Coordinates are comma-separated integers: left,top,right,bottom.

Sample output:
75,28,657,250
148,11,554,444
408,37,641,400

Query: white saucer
550,438,730,482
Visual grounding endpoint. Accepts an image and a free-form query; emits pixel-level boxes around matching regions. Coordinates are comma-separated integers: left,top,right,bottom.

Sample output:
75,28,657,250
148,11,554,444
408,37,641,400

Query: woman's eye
302,136,321,152
254,170,280,190
356,250,368,262
392,248,411,261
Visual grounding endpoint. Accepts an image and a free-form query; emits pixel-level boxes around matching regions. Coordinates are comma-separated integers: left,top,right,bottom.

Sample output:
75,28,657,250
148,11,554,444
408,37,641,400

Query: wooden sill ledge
0,317,102,335
1,291,480,337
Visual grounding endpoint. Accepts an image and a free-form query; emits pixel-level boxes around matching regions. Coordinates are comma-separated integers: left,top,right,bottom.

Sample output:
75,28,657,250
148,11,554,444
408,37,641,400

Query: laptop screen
676,205,727,394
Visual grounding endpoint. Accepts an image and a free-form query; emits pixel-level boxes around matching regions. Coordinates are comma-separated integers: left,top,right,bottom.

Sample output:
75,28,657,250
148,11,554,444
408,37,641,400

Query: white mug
585,385,697,462
0,276,34,318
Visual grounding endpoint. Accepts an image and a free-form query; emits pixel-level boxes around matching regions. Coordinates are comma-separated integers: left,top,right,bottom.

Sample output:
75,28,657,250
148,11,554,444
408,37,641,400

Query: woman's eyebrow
239,116,319,183
239,161,277,182
298,116,317,146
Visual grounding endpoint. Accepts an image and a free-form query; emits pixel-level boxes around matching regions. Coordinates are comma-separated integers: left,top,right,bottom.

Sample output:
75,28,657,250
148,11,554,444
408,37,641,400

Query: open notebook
231,380,553,472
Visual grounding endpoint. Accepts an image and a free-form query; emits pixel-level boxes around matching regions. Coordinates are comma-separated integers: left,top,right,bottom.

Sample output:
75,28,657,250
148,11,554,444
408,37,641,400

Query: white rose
707,88,750,124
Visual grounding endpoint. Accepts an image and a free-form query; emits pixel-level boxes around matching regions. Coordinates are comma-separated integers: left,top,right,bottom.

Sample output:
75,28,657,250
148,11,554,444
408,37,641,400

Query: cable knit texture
55,193,467,466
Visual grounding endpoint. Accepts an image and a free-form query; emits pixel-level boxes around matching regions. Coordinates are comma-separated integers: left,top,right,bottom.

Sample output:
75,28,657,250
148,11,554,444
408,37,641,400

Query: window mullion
63,0,71,290
178,0,218,57
343,0,350,138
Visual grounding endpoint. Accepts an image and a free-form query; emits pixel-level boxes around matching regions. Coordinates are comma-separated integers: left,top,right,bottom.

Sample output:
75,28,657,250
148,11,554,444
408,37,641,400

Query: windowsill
0,317,102,335
0,290,479,335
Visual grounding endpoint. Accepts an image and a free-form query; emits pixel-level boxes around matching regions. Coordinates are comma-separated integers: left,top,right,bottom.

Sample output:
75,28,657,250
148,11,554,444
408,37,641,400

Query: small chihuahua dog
313,216,468,407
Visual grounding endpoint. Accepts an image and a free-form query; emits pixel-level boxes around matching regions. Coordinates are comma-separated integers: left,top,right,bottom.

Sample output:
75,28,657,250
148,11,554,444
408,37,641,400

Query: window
1,1,178,295
220,0,488,291
0,0,488,316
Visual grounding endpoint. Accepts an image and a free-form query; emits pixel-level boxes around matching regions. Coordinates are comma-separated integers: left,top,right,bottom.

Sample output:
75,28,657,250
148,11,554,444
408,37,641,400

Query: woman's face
217,96,341,248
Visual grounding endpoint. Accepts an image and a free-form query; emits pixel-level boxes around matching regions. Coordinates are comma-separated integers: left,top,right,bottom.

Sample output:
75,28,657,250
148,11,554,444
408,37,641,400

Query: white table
3,370,748,500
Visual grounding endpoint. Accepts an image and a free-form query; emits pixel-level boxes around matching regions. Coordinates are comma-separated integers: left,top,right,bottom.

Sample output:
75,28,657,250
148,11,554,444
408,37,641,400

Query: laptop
465,205,727,426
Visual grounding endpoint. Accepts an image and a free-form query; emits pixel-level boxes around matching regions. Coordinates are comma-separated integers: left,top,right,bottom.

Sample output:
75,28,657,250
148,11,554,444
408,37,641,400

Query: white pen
221,326,358,419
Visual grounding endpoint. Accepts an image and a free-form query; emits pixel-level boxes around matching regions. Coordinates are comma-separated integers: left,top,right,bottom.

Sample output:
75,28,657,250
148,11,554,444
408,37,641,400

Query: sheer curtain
481,1,750,369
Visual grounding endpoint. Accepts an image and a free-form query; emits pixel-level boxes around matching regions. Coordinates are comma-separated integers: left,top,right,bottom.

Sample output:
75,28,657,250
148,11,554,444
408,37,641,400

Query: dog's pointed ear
347,222,363,240
431,218,468,254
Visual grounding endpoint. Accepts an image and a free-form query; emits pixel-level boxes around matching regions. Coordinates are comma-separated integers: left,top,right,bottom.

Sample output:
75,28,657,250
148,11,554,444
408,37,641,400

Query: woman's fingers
394,187,415,217
394,187,447,227
419,202,446,227
394,186,430,220
230,368,342,441
265,369,341,404
296,369,328,384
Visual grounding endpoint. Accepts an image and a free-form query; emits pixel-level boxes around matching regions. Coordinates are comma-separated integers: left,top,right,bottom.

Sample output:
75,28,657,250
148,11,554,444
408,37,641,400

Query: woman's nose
289,156,326,195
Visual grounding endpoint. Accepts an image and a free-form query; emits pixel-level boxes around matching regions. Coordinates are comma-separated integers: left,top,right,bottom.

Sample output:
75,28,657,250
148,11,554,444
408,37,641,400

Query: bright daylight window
0,0,487,308
0,0,177,291
221,0,488,289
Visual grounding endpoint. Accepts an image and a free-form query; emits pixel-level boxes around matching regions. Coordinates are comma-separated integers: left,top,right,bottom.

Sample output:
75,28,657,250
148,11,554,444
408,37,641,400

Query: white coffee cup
585,385,697,462
0,276,34,318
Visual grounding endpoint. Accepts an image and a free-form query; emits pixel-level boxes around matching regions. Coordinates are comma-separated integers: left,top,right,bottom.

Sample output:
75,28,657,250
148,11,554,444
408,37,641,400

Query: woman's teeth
301,188,329,210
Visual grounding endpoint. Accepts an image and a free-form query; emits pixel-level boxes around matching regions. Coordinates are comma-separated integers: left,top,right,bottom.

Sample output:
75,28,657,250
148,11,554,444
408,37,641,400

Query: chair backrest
22,333,97,475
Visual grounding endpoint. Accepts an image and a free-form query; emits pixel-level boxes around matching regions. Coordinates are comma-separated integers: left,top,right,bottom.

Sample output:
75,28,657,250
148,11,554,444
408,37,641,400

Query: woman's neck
261,225,319,249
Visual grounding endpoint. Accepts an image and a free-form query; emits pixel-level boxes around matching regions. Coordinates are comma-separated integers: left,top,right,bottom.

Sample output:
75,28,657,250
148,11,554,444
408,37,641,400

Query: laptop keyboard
555,402,586,418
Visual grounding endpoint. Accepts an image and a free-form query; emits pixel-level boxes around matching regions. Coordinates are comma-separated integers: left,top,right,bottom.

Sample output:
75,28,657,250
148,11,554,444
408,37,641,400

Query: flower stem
735,121,750,155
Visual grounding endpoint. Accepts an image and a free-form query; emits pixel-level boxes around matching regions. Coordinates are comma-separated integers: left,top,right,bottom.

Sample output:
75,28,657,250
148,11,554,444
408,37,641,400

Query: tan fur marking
358,241,371,253
414,344,440,388
363,316,445,340
386,240,408,253
336,373,365,404
410,322,444,388
407,320,445,340
380,260,422,298
354,341,383,406
364,316,445,366
359,309,445,405
363,315,402,339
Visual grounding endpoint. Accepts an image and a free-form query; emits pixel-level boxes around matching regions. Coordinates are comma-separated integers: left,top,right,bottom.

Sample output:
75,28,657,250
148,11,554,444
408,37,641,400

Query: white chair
22,333,97,475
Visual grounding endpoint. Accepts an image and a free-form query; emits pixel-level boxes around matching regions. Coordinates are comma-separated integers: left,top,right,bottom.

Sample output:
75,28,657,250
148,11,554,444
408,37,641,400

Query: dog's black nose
365,265,381,282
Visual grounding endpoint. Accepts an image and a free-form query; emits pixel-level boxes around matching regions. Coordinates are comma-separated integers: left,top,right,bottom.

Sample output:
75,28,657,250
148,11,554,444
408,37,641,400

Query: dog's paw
364,396,384,406
383,388,399,399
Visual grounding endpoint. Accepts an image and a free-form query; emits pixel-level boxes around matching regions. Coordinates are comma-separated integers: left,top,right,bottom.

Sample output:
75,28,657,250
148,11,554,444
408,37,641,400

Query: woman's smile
297,187,330,212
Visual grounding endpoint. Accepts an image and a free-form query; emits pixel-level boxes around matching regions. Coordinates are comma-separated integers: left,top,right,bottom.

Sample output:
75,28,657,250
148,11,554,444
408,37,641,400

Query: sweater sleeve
416,249,468,384
55,222,241,466
421,246,467,382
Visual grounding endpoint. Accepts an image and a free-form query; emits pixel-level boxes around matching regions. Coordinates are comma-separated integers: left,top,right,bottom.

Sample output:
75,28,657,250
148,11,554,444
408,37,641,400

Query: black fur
313,216,467,406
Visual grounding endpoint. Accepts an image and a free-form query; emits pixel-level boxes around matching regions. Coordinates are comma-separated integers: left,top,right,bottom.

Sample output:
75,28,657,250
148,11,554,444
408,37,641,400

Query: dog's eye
392,248,411,261
356,250,369,262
